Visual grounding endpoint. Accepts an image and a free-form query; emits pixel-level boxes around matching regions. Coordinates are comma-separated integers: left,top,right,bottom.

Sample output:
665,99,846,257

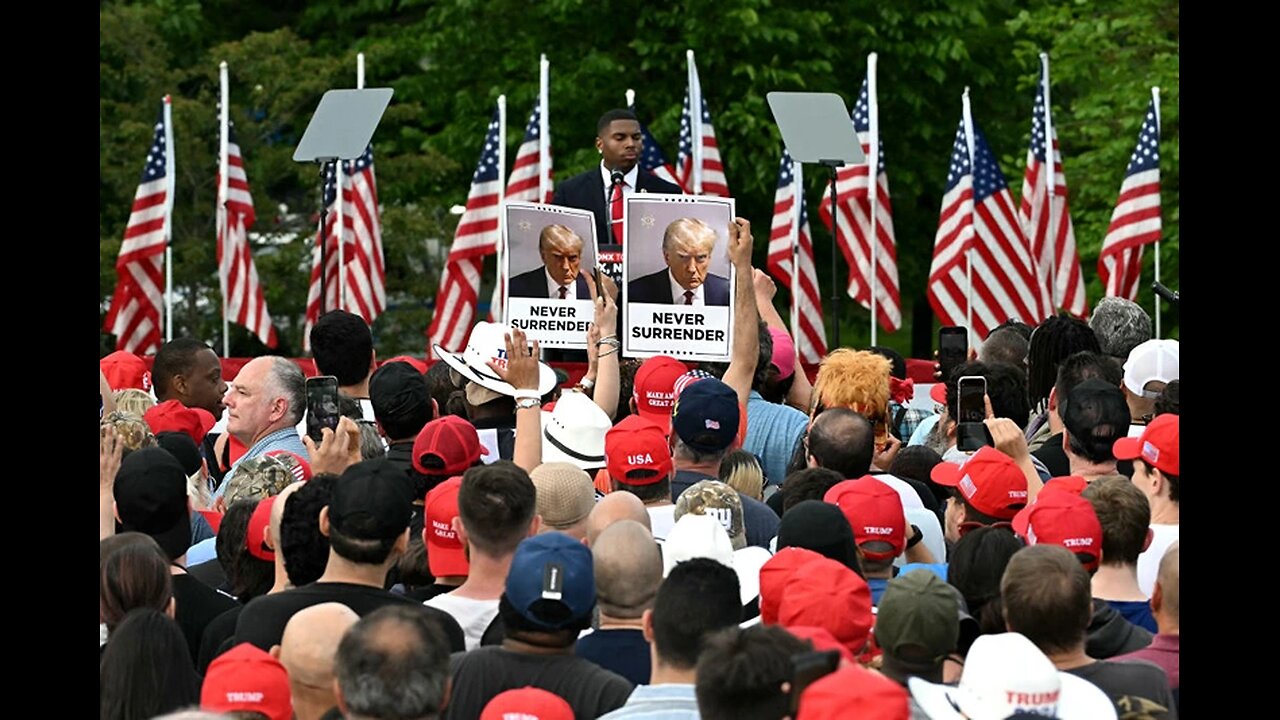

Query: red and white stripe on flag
1098,98,1161,301
1019,69,1087,318
427,108,504,357
105,101,169,355
767,150,827,364
675,73,730,197
217,127,277,348
302,146,387,351
815,78,901,333
928,119,1045,340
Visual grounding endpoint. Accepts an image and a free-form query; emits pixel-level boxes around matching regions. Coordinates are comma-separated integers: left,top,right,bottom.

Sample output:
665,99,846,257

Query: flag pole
687,50,702,195
1151,85,1162,339
867,52,880,346
495,94,508,322
791,157,804,340
961,87,976,344
162,95,175,345
1040,53,1056,318
539,54,550,203
218,63,231,358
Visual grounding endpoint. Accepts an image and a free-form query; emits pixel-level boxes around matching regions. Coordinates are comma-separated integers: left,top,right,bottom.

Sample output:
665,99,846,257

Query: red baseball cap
632,355,689,426
413,416,488,476
605,415,673,486
264,450,313,482
424,476,469,578
930,446,1028,520
1040,475,1088,498
824,477,907,562
101,350,151,392
797,664,910,720
480,687,573,720
245,496,276,562
201,643,292,720
759,547,825,624
777,555,874,658
1113,413,1179,475
929,383,948,406
786,625,856,664
1011,491,1103,572
144,400,216,445
382,355,429,374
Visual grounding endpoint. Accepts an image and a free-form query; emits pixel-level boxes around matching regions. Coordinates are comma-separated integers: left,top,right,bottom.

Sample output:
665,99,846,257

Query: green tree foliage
101,0,1177,359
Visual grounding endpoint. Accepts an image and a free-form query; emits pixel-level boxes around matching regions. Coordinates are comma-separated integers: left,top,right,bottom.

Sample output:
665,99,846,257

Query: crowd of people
100,112,1181,720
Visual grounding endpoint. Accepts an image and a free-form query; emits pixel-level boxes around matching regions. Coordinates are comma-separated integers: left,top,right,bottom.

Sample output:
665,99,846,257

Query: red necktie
610,181,625,244
683,290,694,305
558,286,567,300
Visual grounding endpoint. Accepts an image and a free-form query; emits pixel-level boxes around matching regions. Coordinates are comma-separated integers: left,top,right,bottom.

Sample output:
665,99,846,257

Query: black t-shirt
197,605,244,674
187,557,229,593
1067,659,1178,719
233,582,465,653
443,646,633,720
1031,432,1071,478
575,628,651,686
173,572,239,667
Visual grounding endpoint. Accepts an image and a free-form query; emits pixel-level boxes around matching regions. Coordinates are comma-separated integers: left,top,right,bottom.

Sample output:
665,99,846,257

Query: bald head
807,407,875,478
278,602,359,688
269,481,305,553
593,520,662,619
587,491,652,546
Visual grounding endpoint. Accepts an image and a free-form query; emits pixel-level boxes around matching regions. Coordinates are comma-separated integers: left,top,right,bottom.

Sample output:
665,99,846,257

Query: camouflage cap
102,411,157,452
674,479,746,550
224,455,296,506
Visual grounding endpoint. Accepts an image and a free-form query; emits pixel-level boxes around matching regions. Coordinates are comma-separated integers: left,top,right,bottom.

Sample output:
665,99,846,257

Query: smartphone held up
305,375,341,443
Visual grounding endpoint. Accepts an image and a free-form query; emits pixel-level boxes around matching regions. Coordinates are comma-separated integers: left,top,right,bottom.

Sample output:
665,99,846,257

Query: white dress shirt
544,267,578,299
668,271,705,306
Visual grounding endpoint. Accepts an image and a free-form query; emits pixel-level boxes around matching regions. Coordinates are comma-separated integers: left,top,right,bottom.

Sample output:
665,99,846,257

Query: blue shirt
214,426,308,499
599,684,701,720
1107,599,1158,634
576,629,651,686
743,391,810,487
868,577,890,607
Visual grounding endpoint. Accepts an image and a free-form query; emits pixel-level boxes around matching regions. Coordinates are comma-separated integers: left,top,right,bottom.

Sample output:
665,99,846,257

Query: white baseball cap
662,513,770,607
908,632,1116,720
1122,339,1179,397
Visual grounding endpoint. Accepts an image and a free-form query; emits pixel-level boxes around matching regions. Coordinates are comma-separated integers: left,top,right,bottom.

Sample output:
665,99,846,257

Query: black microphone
610,170,625,189
1152,281,1179,306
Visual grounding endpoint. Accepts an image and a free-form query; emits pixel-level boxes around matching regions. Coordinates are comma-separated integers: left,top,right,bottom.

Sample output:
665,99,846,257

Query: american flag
1098,97,1161,300
302,145,387,350
768,150,827,364
217,123,277,348
816,77,902,333
105,100,170,355
928,115,1045,339
426,108,503,356
1019,59,1087,318
489,100,552,321
675,56,730,197
631,106,681,188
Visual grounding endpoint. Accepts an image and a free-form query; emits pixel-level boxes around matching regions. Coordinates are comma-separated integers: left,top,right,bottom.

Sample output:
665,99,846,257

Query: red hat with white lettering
930,447,1028,521
824,477,907,562
1012,492,1103,572
605,415,673,486
423,476,468,578
632,355,690,427
480,686,573,720
1112,413,1179,476
201,643,292,720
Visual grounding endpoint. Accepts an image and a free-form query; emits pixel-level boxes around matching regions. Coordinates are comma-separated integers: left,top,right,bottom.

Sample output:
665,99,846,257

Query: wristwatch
515,397,542,410
905,524,924,549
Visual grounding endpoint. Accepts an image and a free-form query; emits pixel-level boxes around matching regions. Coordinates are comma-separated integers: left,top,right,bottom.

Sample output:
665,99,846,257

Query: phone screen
305,376,341,443
938,327,968,382
956,375,990,452
789,650,841,714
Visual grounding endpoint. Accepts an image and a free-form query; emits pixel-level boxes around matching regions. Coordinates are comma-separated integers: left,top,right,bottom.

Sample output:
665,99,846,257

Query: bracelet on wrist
596,336,621,348
515,397,542,410
597,347,619,359
577,377,595,390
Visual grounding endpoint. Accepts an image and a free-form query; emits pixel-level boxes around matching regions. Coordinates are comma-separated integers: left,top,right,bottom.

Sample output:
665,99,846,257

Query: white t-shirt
1137,523,1178,598
868,473,926,511
424,593,500,651
647,505,677,543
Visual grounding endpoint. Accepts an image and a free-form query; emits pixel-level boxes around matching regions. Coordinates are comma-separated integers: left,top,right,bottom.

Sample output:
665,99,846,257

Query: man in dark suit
628,217,730,306
508,224,591,300
551,108,684,247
